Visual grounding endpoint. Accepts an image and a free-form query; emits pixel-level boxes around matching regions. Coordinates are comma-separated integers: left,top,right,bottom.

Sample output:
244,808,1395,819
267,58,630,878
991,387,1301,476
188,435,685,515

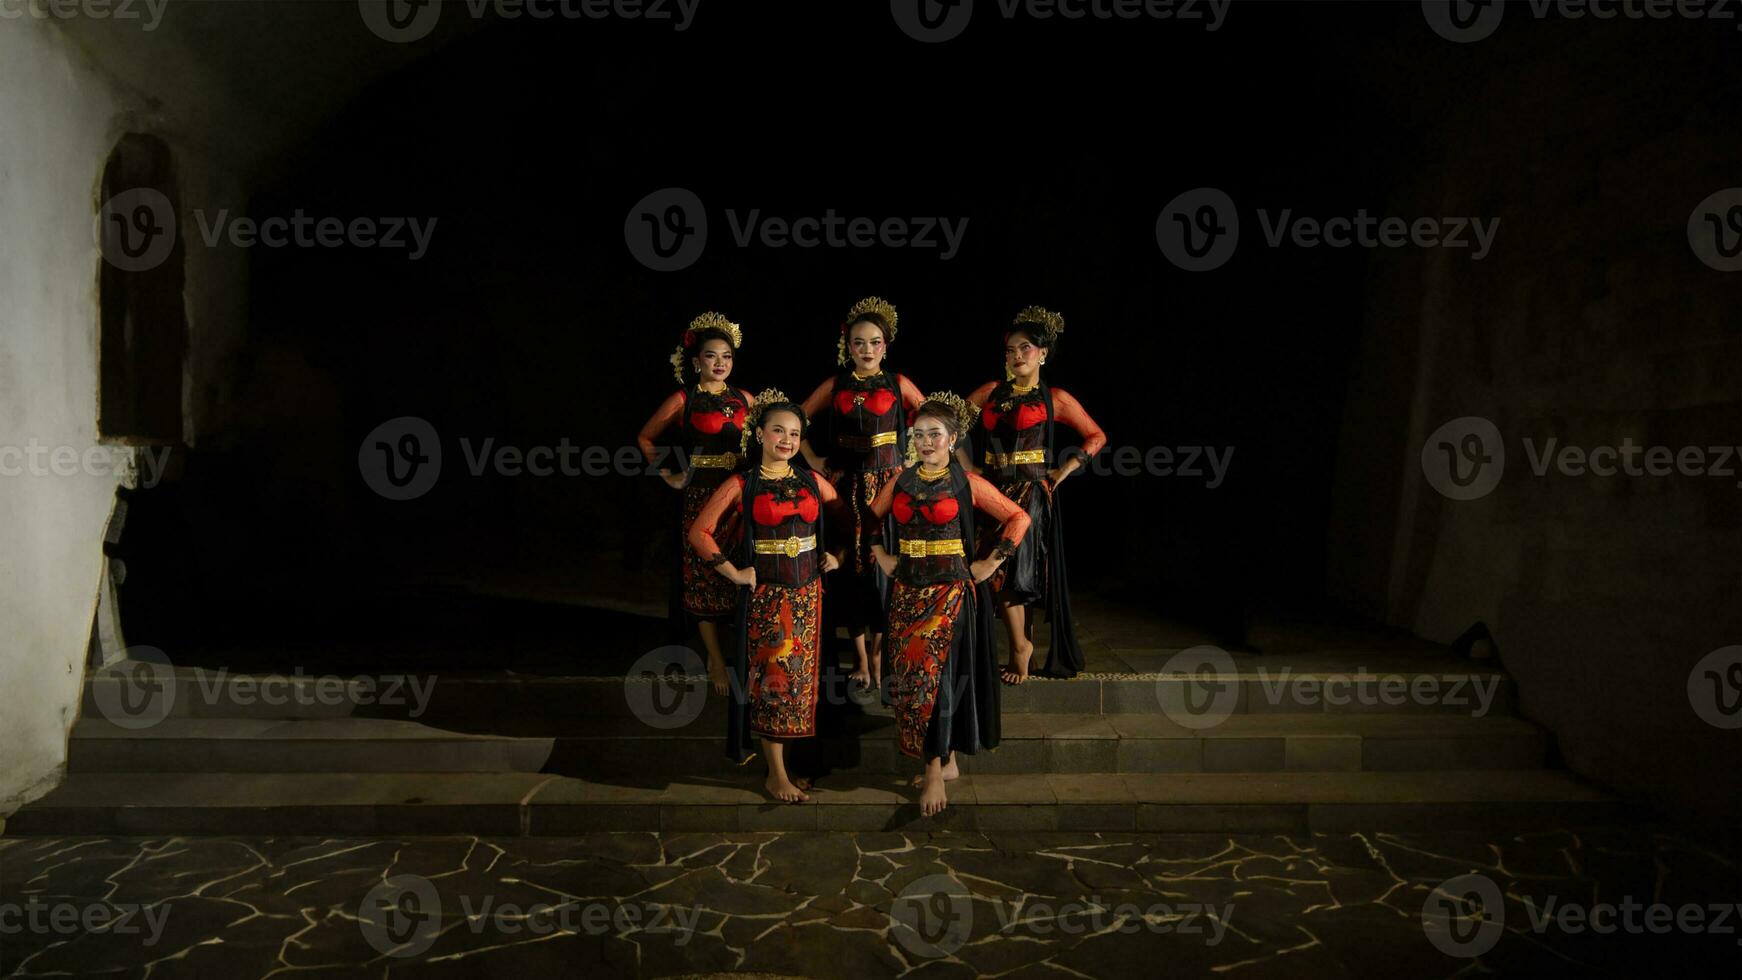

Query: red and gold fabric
966,381,1106,482
869,462,1027,761
639,385,756,625
679,483,741,618
744,578,823,739
886,580,970,759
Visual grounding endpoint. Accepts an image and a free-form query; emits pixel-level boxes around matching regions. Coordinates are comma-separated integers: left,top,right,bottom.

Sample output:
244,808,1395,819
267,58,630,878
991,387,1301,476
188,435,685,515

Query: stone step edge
13,770,1612,807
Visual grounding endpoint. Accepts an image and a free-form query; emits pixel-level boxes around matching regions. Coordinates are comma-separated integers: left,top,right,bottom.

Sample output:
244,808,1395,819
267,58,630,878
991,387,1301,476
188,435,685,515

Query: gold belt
753,534,817,558
984,449,1047,467
838,431,898,450
899,538,965,557
691,452,739,469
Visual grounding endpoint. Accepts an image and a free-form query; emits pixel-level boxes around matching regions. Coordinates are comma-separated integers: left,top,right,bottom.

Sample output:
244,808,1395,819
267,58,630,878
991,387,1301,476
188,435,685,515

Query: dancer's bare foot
850,655,873,691
908,757,958,788
1001,640,1035,685
918,770,948,817
766,773,811,803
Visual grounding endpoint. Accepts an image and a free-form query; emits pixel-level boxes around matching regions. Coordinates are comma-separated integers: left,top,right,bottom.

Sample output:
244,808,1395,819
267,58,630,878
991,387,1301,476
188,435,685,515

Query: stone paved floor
1,828,1737,978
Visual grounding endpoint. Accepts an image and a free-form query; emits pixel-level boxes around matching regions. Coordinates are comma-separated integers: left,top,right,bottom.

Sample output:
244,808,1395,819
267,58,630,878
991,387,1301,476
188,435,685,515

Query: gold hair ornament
1011,305,1064,339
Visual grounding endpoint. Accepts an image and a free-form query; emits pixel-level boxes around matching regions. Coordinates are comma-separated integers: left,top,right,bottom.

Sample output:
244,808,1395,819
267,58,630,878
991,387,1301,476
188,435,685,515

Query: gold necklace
851,368,882,380
917,463,950,481
697,380,727,394
1009,379,1035,393
759,461,793,480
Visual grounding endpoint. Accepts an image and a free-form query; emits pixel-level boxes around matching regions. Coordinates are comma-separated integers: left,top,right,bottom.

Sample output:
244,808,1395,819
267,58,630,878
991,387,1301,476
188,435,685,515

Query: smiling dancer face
846,316,890,374
757,408,803,466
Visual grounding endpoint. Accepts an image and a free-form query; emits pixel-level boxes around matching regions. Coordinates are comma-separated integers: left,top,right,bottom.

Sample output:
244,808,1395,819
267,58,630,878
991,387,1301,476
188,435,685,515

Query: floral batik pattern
747,578,822,739
887,579,968,759
845,466,901,575
681,483,741,618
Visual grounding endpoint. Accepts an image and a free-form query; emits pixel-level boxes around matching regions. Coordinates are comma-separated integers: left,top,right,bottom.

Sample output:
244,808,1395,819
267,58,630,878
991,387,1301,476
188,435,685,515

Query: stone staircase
7,650,1631,835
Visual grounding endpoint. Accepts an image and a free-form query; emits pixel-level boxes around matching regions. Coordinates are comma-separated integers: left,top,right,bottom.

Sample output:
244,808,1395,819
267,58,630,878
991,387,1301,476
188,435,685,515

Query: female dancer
637,313,754,696
799,297,924,694
868,394,1030,817
963,306,1107,682
690,391,846,802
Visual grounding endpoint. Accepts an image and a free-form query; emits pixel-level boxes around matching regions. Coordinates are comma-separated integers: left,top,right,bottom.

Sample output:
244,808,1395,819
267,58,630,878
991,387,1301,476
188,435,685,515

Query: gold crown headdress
903,390,979,467
670,311,744,384
740,387,799,455
1011,305,1064,339
837,296,900,366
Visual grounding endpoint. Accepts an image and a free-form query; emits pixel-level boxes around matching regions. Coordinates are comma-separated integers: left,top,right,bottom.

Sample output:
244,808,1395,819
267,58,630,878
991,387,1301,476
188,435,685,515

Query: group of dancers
635,298,1107,814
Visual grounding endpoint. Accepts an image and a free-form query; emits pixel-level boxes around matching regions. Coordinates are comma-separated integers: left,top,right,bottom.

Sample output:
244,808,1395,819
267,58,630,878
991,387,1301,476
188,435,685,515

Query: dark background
111,2,1739,674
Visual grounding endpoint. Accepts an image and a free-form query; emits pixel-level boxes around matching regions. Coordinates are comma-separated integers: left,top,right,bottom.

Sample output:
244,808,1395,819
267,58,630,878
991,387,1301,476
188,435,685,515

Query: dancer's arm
966,473,1030,583
637,390,688,488
814,476,847,572
798,377,835,473
864,473,901,577
688,475,755,587
958,381,998,474
1049,387,1106,486
896,373,925,425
